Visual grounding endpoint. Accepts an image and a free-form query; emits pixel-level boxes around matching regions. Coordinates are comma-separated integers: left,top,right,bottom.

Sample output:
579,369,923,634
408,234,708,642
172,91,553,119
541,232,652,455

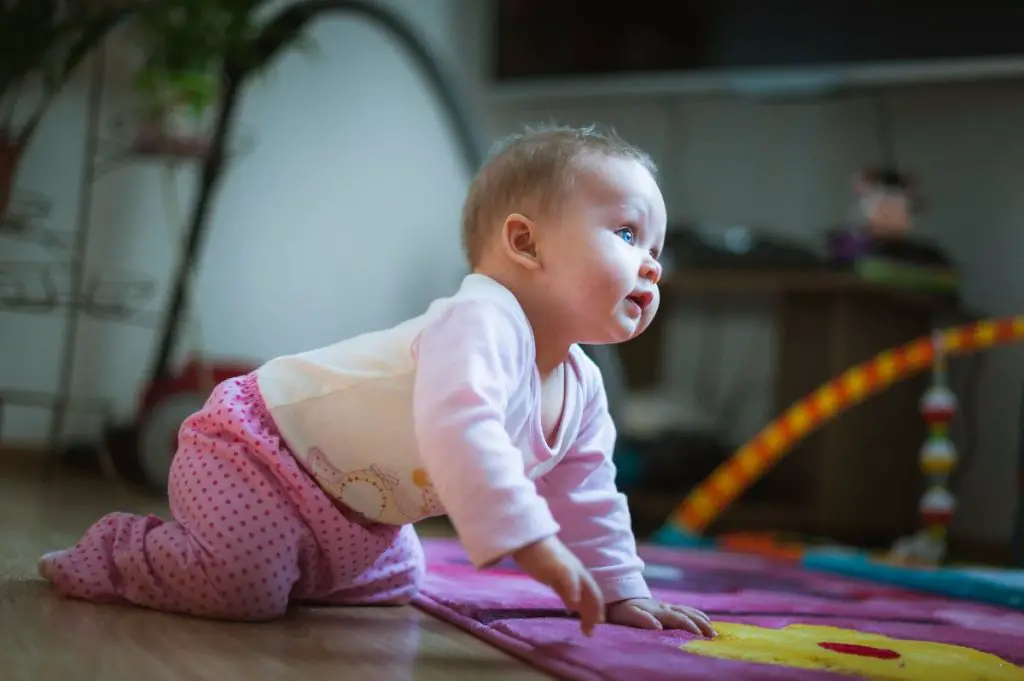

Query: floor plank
0,457,546,681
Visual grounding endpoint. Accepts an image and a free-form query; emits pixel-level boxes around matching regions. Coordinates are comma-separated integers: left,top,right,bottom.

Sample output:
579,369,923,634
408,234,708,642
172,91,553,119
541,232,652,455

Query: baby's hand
512,536,605,636
606,598,716,638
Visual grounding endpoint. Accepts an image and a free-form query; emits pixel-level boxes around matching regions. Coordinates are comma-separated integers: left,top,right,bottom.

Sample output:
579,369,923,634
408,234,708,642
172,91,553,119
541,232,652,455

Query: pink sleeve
412,300,560,568
535,356,651,603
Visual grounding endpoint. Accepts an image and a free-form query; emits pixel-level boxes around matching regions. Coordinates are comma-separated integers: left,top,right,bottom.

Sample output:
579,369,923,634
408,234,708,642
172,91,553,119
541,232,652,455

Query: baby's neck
533,334,569,378
472,265,569,378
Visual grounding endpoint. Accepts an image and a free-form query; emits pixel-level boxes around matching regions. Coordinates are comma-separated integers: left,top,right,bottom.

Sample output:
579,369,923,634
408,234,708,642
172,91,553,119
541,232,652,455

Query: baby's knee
397,561,426,599
226,596,291,621
379,551,426,605
201,559,297,621
202,585,291,621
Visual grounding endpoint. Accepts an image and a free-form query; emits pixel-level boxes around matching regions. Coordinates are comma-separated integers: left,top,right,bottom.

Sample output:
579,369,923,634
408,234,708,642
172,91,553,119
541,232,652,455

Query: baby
39,124,715,638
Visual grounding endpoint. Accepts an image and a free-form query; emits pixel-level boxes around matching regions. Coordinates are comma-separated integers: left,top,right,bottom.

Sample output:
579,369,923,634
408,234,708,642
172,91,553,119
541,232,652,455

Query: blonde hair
460,123,658,265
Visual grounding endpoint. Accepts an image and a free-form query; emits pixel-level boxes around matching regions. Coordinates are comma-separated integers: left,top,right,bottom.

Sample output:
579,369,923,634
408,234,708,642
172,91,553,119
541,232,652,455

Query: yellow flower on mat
682,622,1023,680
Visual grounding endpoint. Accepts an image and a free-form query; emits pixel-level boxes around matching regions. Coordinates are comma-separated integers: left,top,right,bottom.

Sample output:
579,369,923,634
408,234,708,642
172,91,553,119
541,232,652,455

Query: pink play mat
413,538,1024,681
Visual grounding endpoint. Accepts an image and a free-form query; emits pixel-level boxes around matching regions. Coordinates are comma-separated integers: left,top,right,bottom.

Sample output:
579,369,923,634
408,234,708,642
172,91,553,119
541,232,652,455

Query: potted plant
0,1,132,222
132,64,220,157
131,1,264,158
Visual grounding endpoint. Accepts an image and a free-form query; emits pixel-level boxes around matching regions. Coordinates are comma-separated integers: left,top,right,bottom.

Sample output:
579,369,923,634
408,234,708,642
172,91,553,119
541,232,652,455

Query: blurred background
2,0,1022,565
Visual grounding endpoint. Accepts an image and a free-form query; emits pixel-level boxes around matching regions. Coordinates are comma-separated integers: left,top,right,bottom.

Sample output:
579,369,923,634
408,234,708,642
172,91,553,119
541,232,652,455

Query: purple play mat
412,539,1024,681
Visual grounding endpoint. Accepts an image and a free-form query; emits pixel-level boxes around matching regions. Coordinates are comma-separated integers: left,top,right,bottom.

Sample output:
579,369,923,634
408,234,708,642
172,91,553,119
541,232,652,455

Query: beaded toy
889,331,959,565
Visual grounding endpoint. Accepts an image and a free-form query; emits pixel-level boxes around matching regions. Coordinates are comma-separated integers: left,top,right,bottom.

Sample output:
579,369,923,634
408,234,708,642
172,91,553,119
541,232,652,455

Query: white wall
2,0,1021,547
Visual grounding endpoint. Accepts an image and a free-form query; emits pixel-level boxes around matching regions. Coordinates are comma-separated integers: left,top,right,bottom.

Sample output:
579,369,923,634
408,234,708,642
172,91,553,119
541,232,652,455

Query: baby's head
462,123,667,348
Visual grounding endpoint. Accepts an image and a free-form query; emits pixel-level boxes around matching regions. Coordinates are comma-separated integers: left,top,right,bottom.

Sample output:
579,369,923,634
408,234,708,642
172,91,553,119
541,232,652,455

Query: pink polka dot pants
38,373,425,621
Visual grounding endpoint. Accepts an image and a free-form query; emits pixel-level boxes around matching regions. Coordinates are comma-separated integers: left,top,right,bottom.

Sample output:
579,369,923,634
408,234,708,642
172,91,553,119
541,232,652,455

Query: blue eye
616,227,635,245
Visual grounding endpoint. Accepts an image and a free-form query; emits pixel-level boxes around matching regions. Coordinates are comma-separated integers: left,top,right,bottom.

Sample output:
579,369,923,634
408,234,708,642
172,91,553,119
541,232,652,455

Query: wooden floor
0,456,546,681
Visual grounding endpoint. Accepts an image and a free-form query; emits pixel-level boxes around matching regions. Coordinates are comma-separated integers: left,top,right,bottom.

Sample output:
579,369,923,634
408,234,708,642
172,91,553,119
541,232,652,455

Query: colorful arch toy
656,315,1024,543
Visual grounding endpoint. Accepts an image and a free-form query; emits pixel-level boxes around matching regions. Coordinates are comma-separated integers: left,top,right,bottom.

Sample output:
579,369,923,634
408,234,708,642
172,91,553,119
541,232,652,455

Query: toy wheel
137,391,205,491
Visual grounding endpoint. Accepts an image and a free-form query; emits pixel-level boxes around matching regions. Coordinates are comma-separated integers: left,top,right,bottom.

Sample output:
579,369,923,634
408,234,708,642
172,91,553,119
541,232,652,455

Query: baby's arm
534,361,650,603
411,300,560,567
537,358,715,636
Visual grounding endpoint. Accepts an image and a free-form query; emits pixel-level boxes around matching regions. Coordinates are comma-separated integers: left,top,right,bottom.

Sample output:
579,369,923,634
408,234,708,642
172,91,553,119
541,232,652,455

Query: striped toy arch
660,315,1024,537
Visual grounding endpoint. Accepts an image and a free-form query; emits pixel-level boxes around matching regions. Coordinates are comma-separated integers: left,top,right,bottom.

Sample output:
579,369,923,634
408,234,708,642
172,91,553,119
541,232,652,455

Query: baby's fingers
669,605,716,638
577,570,604,637
614,605,662,630
554,570,582,614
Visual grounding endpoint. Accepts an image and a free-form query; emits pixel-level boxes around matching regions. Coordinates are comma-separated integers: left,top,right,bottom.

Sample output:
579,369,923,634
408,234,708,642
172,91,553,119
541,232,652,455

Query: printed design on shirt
306,446,441,523
394,467,444,518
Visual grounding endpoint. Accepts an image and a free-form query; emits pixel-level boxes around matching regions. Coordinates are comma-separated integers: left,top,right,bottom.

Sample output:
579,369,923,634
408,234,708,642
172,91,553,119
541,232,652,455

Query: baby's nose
642,259,662,284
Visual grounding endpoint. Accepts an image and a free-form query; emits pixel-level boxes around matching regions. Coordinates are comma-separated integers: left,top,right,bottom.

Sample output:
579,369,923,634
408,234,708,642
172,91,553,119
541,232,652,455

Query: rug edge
412,591,607,681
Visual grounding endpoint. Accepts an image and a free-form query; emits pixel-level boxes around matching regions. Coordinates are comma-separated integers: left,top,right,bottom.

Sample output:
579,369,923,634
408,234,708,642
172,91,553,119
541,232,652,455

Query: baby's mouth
627,291,653,311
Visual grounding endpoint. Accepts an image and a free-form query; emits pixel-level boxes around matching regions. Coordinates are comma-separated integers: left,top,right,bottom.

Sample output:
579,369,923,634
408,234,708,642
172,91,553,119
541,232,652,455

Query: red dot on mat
818,642,901,660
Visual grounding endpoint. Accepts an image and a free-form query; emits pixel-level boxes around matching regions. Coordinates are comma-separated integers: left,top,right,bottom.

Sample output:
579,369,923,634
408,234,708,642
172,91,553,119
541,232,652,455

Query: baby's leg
38,506,304,621
297,522,425,607
40,376,311,621
341,524,425,605
40,372,427,618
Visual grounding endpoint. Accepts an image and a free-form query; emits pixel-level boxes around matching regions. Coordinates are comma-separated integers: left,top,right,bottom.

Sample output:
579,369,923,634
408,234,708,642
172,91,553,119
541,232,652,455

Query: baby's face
539,155,667,345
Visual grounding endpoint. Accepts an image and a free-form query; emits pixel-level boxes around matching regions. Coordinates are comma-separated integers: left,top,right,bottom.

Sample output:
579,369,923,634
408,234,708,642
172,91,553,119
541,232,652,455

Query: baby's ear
501,212,542,269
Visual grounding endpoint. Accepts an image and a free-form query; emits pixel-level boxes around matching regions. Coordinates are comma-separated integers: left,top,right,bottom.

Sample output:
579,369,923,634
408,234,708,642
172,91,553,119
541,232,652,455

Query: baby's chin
583,318,647,346
624,319,658,344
